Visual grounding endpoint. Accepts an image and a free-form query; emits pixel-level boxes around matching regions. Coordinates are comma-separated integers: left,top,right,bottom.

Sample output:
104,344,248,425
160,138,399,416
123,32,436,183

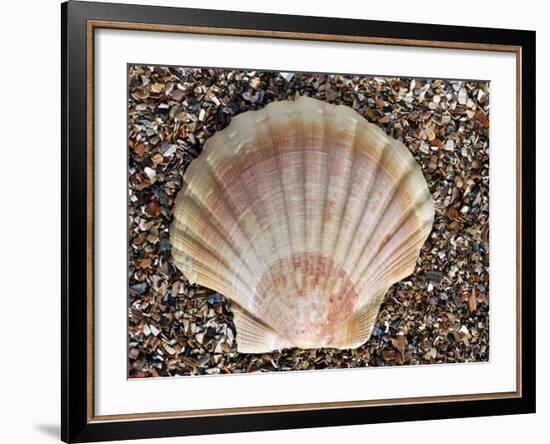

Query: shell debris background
128,66,489,377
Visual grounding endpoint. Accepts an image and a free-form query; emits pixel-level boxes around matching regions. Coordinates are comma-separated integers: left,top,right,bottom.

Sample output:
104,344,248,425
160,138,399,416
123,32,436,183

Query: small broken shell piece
170,96,434,353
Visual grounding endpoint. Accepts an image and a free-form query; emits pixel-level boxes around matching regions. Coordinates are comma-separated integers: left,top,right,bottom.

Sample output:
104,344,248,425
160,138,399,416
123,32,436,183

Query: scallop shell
170,96,434,353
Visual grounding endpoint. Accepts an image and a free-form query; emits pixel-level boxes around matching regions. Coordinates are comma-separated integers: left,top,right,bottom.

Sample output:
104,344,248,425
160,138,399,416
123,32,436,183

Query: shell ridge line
257,103,296,336
233,303,295,350
180,174,258,286
222,108,290,327
348,291,385,346
341,146,419,305
359,219,434,298
329,112,361,257
332,289,381,348
300,102,308,295
201,143,271,281
170,239,234,296
240,109,298,331
177,178,258,287
322,119,387,298
278,99,308,293
263,101,315,338
172,180,256,289
372,193,433,269
336,125,386,275
360,232,424,297
311,99,330,294
287,106,308,256
265,104,295,257
349,161,431,300
324,113,362,298
320,112,358,295
330,114,377,284
298,98,325,294
235,109,288,287
261,104,293,266
333,136,390,310
171,216,255,296
366,250,420,299
231,157,282,311
235,107,303,319
361,217,433,295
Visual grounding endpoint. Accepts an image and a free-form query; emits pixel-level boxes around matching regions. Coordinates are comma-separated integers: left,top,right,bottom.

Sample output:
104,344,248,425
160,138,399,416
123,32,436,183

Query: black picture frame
61,1,536,442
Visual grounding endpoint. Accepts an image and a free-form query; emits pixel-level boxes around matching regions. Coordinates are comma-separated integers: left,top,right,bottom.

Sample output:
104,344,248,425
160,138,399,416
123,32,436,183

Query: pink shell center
253,252,358,348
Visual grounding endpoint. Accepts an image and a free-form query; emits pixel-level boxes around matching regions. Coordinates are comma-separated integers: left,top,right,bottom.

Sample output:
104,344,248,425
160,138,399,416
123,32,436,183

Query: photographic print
127,65,490,378
62,5,534,440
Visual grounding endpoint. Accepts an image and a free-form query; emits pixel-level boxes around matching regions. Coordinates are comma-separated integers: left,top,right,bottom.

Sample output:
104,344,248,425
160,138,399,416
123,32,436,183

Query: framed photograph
61,1,536,442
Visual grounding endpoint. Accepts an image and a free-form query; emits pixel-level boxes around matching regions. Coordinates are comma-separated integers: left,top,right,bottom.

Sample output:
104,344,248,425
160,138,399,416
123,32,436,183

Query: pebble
458,88,468,105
